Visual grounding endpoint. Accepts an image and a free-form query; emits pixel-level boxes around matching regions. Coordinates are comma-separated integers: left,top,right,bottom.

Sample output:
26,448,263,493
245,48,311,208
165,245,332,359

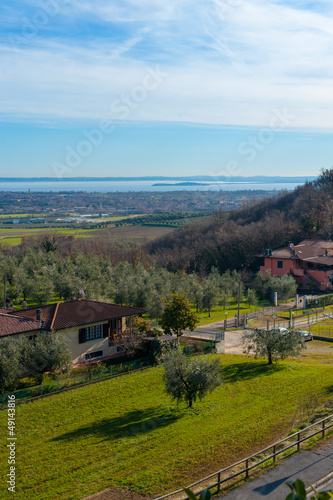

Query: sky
0,0,333,178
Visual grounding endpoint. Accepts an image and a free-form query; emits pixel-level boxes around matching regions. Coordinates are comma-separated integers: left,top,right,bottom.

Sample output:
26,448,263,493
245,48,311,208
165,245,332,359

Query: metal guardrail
154,413,333,500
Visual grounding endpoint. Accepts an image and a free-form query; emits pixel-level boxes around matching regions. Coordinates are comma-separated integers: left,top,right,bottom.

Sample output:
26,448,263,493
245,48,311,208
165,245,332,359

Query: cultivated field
1,353,333,500
0,224,175,247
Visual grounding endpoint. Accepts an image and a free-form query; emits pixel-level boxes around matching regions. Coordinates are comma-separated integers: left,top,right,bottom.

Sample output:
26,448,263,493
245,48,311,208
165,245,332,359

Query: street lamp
237,280,241,327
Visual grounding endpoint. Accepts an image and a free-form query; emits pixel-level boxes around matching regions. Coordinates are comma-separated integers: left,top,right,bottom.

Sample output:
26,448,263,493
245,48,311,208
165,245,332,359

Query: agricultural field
0,223,175,247
89,224,176,242
0,213,49,219
2,353,333,500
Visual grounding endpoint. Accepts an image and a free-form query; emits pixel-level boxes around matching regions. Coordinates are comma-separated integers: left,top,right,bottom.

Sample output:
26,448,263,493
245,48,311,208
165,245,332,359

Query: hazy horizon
1,2,332,178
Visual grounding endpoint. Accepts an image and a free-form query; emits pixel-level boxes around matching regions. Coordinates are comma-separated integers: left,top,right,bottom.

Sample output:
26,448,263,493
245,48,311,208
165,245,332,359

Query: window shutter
79,328,86,344
103,323,109,338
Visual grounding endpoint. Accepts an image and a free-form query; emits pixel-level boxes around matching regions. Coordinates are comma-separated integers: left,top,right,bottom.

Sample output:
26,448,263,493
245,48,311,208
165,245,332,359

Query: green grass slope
1,354,333,499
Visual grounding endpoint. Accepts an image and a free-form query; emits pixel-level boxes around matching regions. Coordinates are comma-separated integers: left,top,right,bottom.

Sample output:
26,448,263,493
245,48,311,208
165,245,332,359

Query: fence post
245,459,249,479
322,420,326,438
297,432,301,451
273,445,276,464
217,472,221,492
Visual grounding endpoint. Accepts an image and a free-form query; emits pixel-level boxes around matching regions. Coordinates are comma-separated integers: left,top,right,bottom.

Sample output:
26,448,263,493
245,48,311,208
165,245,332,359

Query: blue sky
1,0,333,178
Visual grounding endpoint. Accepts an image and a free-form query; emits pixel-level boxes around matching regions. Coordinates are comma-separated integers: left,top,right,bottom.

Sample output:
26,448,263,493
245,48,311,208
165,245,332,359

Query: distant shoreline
0,176,316,183
153,181,209,186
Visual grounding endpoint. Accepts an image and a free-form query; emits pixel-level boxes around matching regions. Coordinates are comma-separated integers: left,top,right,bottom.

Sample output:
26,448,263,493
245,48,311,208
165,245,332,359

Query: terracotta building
258,240,333,292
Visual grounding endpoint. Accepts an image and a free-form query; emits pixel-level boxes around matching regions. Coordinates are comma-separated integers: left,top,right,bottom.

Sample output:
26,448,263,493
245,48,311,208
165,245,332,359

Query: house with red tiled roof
0,299,146,365
258,240,333,292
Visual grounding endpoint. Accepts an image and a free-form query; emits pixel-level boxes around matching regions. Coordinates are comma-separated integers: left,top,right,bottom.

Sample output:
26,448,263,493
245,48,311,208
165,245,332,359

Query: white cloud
1,0,333,128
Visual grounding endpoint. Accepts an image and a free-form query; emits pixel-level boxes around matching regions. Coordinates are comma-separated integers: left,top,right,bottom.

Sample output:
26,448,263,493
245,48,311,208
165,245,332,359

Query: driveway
183,326,333,358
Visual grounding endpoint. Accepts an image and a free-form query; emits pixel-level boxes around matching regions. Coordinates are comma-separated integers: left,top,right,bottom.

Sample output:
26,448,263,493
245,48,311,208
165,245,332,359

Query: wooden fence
154,413,333,500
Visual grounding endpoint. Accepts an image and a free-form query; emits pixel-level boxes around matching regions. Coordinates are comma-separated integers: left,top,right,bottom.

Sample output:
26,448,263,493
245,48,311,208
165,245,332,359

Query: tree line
0,245,296,317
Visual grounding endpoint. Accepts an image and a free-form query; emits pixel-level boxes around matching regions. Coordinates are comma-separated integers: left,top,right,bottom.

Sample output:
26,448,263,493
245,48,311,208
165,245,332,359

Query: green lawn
2,354,333,499
195,301,266,326
275,305,333,319
309,319,333,338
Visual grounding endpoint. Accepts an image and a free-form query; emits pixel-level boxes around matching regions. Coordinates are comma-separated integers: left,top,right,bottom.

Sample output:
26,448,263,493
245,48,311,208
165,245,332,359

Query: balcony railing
108,328,133,346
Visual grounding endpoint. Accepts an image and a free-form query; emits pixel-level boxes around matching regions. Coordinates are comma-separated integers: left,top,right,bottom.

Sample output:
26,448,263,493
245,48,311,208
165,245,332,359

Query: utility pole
3,271,6,309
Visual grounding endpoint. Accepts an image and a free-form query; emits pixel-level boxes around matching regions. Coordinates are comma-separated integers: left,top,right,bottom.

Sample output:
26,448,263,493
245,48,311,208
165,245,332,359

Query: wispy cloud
1,0,333,128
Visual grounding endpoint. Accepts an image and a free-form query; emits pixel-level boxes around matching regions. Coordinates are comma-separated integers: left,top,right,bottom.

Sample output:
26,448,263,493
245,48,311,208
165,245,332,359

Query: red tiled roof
270,247,297,259
11,300,146,331
0,313,40,338
293,240,333,266
292,269,305,277
257,246,298,259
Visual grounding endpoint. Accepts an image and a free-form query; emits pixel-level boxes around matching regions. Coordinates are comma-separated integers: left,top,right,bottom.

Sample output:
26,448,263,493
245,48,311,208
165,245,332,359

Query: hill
147,169,333,274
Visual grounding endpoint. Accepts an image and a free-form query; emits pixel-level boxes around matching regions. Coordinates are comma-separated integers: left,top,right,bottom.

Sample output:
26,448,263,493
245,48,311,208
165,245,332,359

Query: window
85,325,101,341
85,350,103,360
79,323,108,344
277,261,283,269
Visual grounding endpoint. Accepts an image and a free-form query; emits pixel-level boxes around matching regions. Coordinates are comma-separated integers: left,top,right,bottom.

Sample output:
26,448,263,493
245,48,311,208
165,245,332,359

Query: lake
0,180,303,193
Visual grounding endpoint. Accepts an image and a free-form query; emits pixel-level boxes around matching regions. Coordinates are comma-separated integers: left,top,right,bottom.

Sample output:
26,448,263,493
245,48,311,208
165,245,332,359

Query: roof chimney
36,309,42,322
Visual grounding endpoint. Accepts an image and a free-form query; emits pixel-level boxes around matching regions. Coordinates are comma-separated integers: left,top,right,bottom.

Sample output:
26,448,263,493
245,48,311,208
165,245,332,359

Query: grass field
308,319,333,338
2,353,333,500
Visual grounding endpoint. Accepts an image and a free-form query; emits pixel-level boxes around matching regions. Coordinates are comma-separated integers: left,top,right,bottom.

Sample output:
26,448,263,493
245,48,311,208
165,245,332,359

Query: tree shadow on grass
323,385,333,395
222,361,285,383
52,406,185,443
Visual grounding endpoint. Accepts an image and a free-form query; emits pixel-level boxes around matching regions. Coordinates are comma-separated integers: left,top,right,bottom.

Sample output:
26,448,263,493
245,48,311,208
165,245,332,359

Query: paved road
215,440,333,499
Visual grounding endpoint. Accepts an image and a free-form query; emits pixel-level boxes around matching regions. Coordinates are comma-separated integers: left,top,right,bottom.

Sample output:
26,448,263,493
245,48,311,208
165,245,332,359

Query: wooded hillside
147,169,333,274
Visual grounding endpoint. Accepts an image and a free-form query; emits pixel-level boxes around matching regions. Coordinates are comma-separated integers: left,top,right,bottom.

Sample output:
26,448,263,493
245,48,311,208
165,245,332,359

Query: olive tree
0,337,28,394
24,333,72,384
242,328,305,365
254,271,297,303
163,350,222,408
